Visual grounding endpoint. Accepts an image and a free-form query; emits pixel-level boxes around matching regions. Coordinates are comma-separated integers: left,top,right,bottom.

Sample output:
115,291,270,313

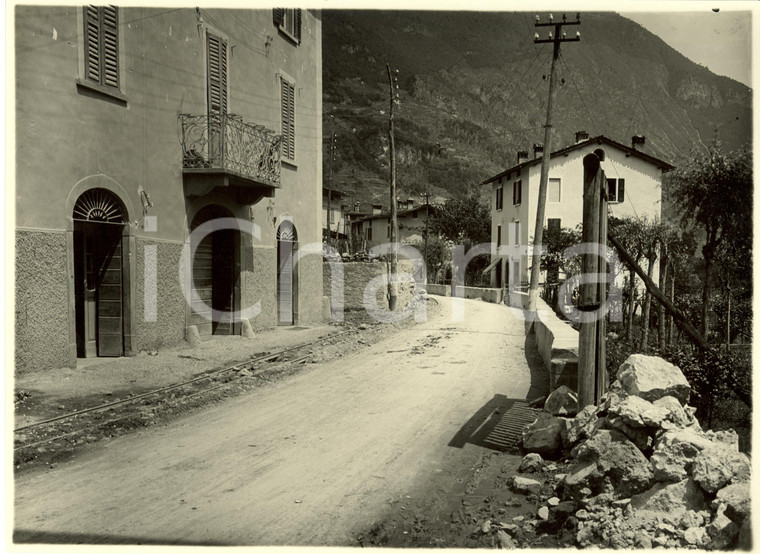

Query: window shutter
281,78,296,160
207,34,227,115
295,9,302,42
85,6,101,83
617,178,625,202
101,6,119,88
273,8,284,27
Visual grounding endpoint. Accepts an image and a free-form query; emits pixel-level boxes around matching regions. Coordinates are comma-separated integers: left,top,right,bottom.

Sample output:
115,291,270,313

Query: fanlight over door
73,188,125,357
277,220,298,325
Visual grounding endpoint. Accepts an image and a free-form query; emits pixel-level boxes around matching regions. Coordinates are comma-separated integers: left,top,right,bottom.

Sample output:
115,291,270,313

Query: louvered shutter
281,79,295,160
85,6,101,82
617,178,625,203
273,8,284,27
207,34,228,115
102,6,119,88
295,9,302,42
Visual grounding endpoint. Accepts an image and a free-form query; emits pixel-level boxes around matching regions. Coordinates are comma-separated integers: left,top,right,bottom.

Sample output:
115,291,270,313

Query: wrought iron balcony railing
179,113,282,187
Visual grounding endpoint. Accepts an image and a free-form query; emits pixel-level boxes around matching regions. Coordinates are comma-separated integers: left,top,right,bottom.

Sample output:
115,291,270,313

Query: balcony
179,113,281,198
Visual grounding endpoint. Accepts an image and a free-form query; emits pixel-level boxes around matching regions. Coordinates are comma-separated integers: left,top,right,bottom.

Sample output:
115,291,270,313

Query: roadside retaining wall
323,260,415,317
507,290,579,391
452,285,503,303
425,284,450,297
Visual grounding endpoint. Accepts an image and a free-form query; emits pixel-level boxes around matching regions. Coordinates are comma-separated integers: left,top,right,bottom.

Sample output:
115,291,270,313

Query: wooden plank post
578,153,602,409
596,178,609,402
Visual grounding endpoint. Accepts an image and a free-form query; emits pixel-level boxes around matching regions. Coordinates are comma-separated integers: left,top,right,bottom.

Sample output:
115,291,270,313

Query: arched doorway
73,188,128,357
190,205,239,339
277,220,298,325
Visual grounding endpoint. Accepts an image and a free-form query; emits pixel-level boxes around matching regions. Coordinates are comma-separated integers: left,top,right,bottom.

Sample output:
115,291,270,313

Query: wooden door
97,228,123,357
277,239,294,325
192,233,214,340
75,223,123,357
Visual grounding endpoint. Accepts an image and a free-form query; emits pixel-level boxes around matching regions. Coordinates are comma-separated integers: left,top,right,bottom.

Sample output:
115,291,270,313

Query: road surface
14,297,541,546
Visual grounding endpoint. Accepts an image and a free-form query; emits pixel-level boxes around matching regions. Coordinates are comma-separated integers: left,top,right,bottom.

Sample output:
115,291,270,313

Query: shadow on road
448,394,515,449
448,331,549,451
524,330,550,404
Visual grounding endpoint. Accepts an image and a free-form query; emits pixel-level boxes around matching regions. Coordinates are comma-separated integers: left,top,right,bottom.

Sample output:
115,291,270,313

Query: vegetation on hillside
322,10,752,209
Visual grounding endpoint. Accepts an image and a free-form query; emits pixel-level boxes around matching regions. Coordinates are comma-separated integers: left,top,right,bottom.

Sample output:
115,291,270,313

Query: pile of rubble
514,354,751,549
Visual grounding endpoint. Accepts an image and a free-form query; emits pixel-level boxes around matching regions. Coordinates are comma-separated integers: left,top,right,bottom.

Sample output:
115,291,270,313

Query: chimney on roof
533,143,544,159
575,130,589,144
632,135,646,151
517,150,529,164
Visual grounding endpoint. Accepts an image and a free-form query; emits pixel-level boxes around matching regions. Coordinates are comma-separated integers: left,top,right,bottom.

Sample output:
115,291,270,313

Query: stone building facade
15,7,323,372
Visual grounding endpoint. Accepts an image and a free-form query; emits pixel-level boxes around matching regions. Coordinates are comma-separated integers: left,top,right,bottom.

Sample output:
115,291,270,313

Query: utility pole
386,63,400,310
420,186,430,284
327,115,337,249
527,13,581,311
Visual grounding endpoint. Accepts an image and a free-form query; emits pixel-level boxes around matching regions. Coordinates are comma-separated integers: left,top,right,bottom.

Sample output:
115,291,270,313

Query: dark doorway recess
73,188,127,358
191,204,239,339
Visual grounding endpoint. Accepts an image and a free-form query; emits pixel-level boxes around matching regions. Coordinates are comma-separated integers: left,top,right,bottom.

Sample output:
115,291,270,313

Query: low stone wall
506,290,578,391
533,297,579,391
451,285,503,303
323,260,416,317
425,284,451,297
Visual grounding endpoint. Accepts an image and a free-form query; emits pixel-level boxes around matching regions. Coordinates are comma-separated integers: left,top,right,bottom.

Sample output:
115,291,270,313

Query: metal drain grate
483,401,542,451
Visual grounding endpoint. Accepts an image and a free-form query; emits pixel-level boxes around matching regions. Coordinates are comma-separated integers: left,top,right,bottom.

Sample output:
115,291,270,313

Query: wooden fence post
578,153,602,408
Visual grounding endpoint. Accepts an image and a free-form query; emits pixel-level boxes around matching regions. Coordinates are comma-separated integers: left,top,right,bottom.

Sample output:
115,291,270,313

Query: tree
667,143,752,339
429,195,490,285
609,216,646,344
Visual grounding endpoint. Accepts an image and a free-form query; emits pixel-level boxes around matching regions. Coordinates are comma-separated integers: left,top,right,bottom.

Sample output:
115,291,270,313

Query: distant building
351,201,436,252
483,134,674,289
15,7,323,372
322,188,348,241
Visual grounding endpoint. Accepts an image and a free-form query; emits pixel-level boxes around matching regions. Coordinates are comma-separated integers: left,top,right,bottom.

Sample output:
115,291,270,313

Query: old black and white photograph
9,1,755,549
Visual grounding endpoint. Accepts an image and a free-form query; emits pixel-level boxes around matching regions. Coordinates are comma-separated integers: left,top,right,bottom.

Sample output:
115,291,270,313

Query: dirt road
14,297,542,546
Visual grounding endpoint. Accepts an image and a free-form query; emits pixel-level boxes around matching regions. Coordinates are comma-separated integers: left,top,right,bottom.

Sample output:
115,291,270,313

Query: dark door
74,222,123,357
191,206,236,338
211,227,234,335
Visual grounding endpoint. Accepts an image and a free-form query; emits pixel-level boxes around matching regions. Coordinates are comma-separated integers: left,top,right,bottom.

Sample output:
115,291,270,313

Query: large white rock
573,429,653,497
692,449,751,493
543,385,579,417
650,428,717,482
713,482,751,524
611,354,691,405
630,478,707,522
522,412,567,458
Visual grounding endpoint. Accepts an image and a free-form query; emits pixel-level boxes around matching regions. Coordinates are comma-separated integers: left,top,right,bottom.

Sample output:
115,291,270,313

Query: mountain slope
322,10,752,207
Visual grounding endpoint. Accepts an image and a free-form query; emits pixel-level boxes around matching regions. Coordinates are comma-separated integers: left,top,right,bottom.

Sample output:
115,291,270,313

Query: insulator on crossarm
534,32,539,40
576,31,581,38
548,32,553,39
535,14,540,22
562,31,567,38
548,13,553,21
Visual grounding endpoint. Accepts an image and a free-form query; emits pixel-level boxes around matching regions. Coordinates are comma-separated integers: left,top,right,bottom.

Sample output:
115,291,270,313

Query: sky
619,10,753,88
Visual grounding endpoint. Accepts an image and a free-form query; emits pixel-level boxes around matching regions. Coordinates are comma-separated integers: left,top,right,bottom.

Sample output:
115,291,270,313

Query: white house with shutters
482,133,674,289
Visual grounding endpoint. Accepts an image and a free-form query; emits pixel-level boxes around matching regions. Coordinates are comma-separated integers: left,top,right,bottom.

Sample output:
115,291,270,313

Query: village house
15,7,323,373
322,187,348,242
482,133,674,289
350,199,436,253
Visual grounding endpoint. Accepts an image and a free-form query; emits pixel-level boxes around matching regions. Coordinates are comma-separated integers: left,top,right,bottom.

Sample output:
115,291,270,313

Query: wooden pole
726,281,731,353
528,14,581,311
386,63,398,311
596,180,608,402
578,153,602,408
